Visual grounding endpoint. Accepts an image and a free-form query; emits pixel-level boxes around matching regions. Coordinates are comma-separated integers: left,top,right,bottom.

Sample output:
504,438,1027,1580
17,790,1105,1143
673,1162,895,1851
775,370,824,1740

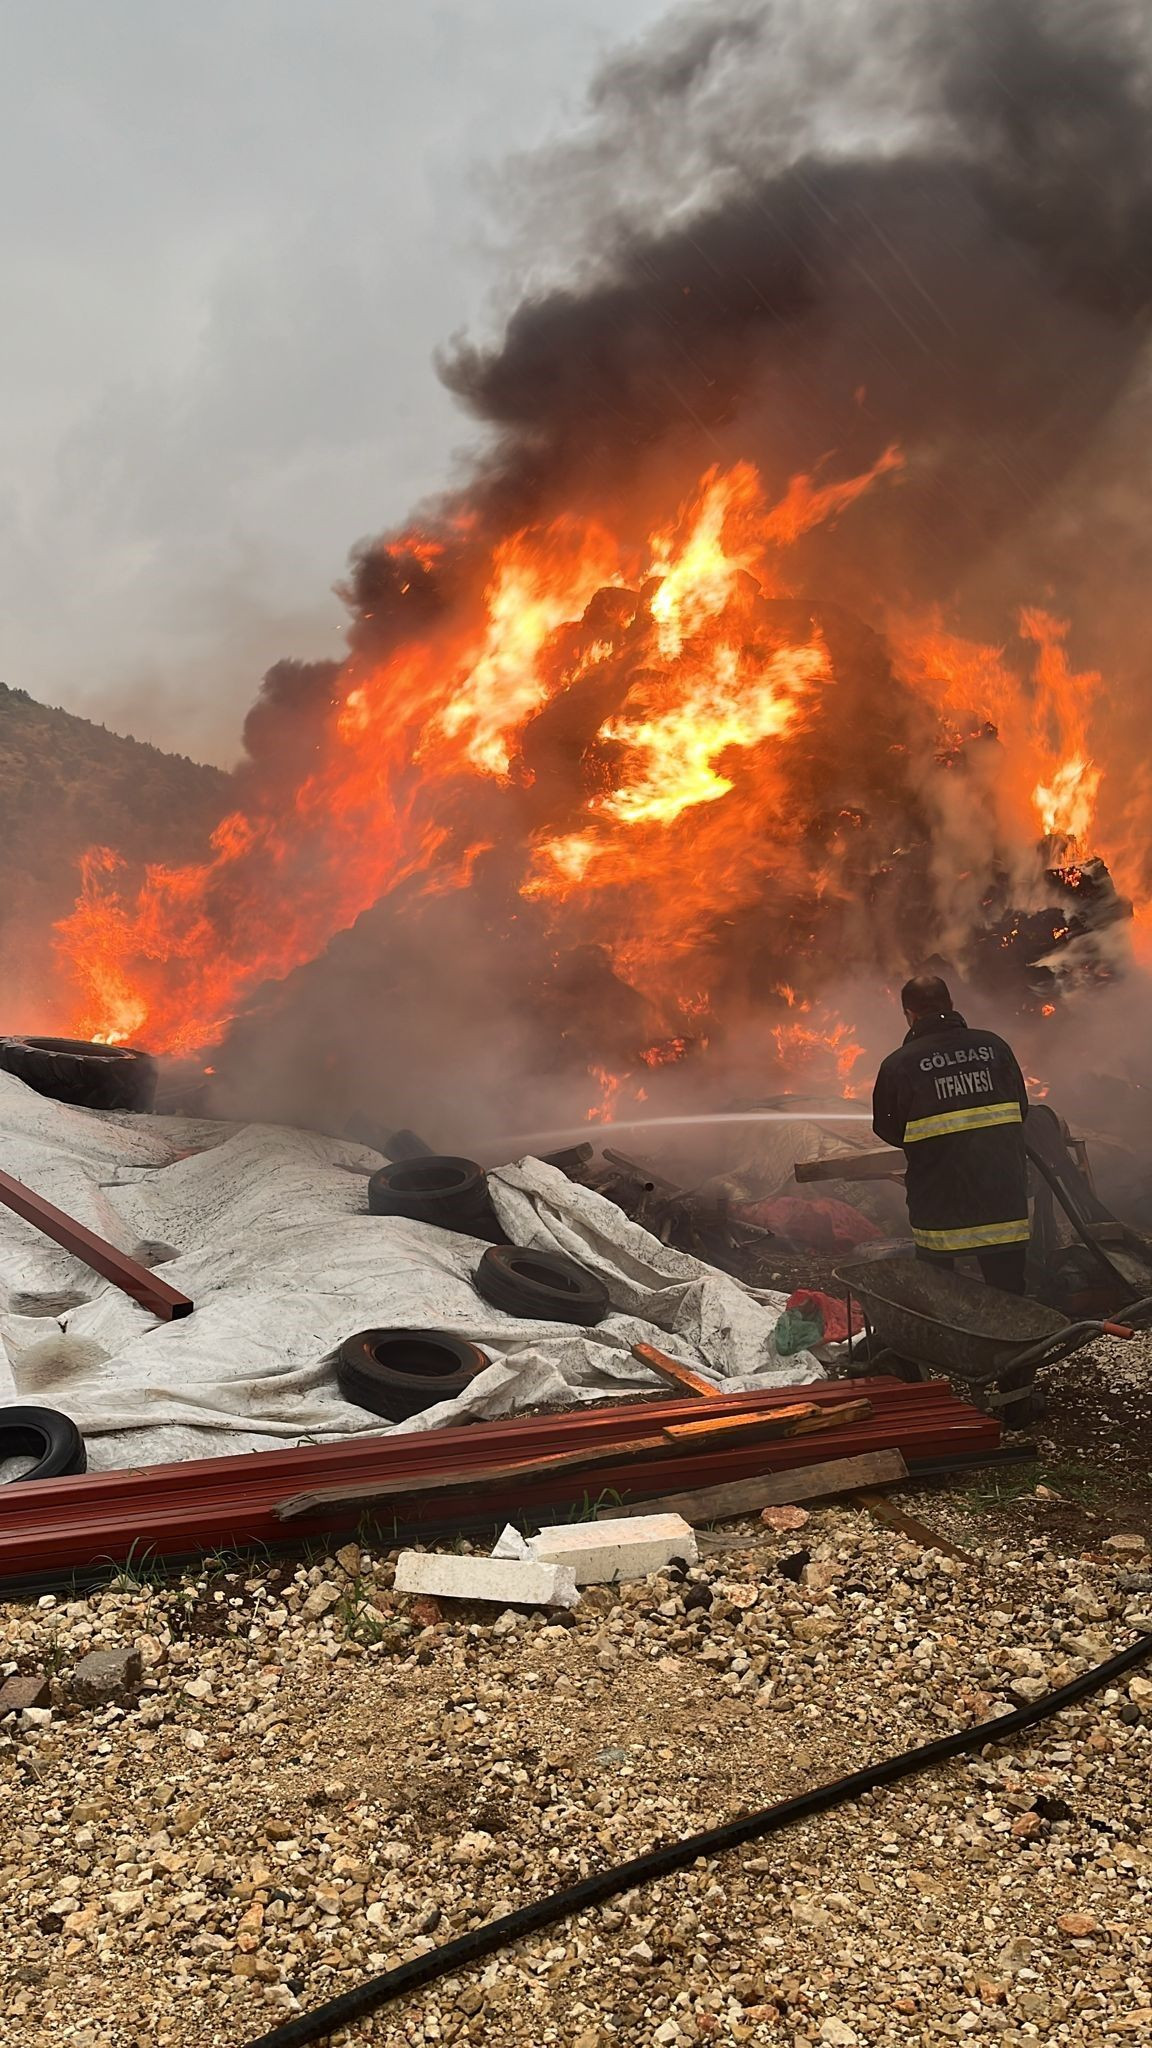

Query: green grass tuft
957,1458,1109,1511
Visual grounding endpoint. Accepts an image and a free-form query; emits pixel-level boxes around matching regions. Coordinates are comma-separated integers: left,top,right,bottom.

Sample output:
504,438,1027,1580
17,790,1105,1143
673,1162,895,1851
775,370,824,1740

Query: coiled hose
246,1630,1152,2048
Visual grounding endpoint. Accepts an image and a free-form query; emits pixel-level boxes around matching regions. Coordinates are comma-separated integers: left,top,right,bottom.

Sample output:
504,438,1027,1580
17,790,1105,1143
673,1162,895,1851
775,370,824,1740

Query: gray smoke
195,0,1152,1142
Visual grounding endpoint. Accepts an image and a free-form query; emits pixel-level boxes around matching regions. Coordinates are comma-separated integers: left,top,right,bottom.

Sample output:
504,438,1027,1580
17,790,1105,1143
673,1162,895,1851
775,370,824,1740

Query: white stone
528,1513,698,1584
394,1551,579,1609
302,1582,341,1620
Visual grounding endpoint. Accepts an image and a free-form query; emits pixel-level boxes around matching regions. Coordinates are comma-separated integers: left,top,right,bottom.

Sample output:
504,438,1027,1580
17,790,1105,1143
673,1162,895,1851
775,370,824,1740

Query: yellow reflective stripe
912,1219,1031,1251
904,1103,1022,1144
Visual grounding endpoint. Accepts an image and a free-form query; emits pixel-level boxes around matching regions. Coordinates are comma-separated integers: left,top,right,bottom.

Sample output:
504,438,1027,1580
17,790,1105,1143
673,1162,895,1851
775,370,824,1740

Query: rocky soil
1,1496,1150,2048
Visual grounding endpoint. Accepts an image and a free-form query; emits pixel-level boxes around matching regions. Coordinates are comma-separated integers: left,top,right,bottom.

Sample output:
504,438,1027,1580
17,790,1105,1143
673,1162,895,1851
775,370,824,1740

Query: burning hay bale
12,0,1152,1144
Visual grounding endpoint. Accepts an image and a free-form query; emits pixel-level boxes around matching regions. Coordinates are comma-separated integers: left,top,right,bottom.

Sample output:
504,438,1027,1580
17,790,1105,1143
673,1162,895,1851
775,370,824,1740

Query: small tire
0,1406,87,1482
0,1036,157,1113
473,1244,610,1326
367,1156,505,1241
336,1329,489,1423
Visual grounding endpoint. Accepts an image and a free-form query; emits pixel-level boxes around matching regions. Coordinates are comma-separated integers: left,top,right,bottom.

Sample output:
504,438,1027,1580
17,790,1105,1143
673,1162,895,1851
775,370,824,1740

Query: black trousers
915,1244,1028,1295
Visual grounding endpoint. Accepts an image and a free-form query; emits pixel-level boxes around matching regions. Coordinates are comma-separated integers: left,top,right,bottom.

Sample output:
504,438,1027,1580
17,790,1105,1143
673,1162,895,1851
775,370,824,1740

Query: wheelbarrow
834,1256,1152,1422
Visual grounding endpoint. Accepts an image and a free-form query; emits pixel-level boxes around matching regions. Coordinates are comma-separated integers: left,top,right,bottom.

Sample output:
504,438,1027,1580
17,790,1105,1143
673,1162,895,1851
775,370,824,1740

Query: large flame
55,450,1109,1084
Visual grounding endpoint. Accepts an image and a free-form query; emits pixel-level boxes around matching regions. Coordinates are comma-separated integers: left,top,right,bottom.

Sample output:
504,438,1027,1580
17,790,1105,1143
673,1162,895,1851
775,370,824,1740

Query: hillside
0,681,228,1024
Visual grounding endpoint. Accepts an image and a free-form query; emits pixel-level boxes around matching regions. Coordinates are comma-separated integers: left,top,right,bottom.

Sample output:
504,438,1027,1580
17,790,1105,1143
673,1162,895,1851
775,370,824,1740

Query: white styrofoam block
394,1550,580,1608
528,1512,698,1584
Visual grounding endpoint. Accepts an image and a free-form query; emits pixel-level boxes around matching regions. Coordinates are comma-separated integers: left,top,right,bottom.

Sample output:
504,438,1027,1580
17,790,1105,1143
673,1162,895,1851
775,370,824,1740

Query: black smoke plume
183,1,1152,1140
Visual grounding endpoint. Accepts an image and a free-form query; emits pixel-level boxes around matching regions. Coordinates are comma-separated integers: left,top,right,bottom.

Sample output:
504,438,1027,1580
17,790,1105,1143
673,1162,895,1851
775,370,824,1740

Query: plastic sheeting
0,1073,823,1470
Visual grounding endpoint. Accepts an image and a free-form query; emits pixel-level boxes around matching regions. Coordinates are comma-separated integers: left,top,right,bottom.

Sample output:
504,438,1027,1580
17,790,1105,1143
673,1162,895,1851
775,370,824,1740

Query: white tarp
0,1072,823,1471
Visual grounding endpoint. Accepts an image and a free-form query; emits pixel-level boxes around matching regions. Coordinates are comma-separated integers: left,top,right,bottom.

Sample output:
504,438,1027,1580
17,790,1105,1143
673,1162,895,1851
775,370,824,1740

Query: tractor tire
0,1037,158,1113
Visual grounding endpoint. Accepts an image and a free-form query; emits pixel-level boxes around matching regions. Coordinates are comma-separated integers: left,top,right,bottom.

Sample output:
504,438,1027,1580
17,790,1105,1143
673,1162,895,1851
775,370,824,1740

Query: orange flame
892,607,1103,855
52,445,1112,1083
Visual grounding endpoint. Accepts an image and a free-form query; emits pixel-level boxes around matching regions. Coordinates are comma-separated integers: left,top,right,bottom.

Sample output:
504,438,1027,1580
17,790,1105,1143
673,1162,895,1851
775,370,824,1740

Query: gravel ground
967,1326,1152,1544
1038,1329,1152,1511
1,1497,1150,2048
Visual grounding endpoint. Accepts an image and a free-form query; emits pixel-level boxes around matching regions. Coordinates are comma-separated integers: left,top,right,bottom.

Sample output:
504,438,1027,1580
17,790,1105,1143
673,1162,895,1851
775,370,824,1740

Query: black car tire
0,1406,87,1481
472,1244,610,1326
0,1036,158,1113
366,1155,506,1242
336,1329,489,1423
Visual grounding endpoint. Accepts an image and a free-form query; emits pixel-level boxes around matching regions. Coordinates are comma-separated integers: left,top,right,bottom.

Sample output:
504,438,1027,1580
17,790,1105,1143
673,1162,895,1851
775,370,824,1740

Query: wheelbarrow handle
961,1320,1116,1389
963,1296,1152,1391
1112,1293,1152,1329
996,1323,1109,1378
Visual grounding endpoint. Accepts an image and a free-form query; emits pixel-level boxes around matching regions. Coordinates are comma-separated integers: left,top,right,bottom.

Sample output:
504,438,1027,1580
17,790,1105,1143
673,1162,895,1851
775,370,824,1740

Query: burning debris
20,0,1152,1139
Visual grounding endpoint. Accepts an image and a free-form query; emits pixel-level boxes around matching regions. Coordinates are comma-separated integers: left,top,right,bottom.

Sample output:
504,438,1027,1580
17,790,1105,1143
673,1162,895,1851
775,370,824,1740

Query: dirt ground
0,1453,1149,2048
918,1327,1152,1554
748,1239,1152,1543
1,1247,1150,2048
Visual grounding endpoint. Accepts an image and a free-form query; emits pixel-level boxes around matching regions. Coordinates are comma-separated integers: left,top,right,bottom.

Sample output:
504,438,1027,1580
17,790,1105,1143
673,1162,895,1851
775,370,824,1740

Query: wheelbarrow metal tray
834,1256,1068,1378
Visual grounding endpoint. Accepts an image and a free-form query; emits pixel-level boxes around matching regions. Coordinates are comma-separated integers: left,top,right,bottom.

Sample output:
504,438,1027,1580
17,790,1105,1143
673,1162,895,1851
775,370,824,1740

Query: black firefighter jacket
872,1010,1030,1253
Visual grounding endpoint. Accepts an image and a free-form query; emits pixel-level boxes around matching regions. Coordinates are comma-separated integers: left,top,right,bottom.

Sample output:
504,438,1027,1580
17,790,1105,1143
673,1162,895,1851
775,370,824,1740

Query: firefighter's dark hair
901,973,952,1017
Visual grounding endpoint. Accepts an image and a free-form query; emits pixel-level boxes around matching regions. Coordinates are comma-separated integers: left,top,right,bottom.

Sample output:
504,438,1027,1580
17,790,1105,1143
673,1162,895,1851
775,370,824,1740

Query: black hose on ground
245,1631,1152,2048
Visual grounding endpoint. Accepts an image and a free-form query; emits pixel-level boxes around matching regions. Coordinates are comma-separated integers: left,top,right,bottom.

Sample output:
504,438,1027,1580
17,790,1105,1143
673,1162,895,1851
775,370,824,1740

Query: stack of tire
342,1155,613,1423
0,1037,157,1112
0,1039,153,1479
365,1154,611,1322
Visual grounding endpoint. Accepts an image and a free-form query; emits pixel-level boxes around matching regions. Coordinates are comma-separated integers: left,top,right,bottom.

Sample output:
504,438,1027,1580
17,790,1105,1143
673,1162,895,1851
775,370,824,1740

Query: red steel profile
0,1166,193,1321
0,1377,998,1581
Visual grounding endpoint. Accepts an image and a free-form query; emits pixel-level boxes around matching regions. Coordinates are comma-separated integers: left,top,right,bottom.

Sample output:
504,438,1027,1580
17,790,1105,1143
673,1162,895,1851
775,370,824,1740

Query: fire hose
245,1630,1152,2048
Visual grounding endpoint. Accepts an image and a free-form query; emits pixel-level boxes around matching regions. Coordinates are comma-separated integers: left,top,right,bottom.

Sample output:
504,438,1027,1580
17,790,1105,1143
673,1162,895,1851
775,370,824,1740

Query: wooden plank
276,1405,861,1521
851,1489,979,1566
631,1342,720,1400
785,1399,873,1435
663,1398,870,1441
794,1148,904,1183
276,1434,673,1521
663,1403,819,1439
595,1448,909,1523
0,1165,193,1321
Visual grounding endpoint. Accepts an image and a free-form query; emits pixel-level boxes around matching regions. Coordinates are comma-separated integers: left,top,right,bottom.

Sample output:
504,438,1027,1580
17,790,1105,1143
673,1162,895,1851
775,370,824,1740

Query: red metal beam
0,1377,998,1582
0,1166,193,1321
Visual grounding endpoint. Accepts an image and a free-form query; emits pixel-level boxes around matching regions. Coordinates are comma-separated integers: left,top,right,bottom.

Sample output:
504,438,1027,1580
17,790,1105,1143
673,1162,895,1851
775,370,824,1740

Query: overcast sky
0,0,670,763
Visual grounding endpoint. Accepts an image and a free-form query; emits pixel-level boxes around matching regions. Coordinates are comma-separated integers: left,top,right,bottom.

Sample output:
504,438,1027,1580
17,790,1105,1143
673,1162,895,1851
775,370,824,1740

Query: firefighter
872,973,1031,1294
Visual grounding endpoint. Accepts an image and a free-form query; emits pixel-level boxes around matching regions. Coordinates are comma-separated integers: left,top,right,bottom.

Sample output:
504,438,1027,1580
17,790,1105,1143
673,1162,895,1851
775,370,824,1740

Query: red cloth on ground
739,1193,883,1255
